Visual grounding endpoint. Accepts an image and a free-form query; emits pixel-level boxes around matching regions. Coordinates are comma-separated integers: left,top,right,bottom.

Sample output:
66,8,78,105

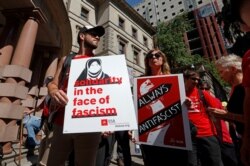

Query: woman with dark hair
139,48,188,166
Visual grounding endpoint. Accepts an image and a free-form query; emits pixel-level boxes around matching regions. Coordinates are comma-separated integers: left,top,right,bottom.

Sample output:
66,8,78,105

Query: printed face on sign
89,61,101,73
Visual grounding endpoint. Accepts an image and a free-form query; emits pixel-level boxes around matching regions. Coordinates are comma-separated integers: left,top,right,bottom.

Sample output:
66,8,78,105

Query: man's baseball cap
79,25,105,37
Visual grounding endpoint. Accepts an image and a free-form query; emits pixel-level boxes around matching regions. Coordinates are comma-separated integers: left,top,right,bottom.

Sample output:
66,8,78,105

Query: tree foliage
156,13,227,86
156,14,193,68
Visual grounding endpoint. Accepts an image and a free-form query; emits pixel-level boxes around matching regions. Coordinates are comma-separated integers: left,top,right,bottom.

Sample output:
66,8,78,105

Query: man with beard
46,25,105,165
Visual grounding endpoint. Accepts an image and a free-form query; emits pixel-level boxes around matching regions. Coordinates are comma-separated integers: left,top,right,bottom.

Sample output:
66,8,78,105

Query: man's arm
47,56,68,106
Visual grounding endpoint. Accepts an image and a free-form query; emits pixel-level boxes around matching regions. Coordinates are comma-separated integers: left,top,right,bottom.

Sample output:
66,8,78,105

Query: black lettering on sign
138,101,182,135
138,84,171,109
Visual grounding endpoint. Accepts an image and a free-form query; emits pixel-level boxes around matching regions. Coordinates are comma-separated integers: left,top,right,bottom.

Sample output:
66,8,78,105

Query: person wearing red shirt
47,25,105,165
200,81,238,166
184,69,223,166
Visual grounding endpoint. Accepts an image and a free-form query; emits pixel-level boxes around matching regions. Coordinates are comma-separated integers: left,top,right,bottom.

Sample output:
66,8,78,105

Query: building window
198,0,203,4
132,27,137,39
80,7,89,20
133,48,140,65
172,12,176,16
164,16,168,19
75,25,81,44
163,9,166,12
118,42,126,54
149,9,152,12
118,17,125,29
171,5,174,8
189,5,193,8
148,2,151,5
162,2,165,5
180,9,184,12
118,37,127,55
76,25,81,31
143,36,148,47
178,1,182,5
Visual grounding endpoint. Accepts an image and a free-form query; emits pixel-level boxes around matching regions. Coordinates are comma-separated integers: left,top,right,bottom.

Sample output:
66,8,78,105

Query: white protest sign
63,55,138,133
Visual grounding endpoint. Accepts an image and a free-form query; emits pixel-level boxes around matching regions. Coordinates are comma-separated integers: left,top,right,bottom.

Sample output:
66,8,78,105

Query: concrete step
1,143,39,166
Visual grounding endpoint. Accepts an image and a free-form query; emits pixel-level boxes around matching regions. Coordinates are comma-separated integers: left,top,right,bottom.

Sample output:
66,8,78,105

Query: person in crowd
96,134,115,166
183,69,223,166
219,0,250,164
139,49,188,166
214,54,245,165
23,110,42,148
114,131,132,166
214,54,244,124
199,81,238,166
96,130,132,166
46,25,105,165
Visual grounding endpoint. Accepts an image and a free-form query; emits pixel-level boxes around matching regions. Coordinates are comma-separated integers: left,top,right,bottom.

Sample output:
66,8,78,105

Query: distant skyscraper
133,0,227,60
134,0,223,26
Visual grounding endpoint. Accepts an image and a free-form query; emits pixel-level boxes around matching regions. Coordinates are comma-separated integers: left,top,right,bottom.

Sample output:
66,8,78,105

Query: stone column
0,17,39,154
0,17,19,67
11,17,38,67
0,16,20,154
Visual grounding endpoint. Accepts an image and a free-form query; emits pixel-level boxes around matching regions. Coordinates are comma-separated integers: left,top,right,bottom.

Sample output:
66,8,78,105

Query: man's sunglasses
87,31,100,37
148,53,161,59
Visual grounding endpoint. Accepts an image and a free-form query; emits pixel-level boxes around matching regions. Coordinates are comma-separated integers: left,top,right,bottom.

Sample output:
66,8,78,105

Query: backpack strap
198,89,219,135
59,52,77,86
198,89,208,108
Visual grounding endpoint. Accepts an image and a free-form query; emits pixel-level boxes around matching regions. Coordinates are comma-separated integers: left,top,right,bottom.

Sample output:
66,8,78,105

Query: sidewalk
2,142,144,166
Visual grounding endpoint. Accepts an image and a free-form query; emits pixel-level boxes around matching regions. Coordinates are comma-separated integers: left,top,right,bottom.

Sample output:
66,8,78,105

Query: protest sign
63,55,137,133
134,75,192,150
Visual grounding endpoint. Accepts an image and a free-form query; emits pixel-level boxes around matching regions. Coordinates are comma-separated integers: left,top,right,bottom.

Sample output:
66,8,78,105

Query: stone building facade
0,0,155,154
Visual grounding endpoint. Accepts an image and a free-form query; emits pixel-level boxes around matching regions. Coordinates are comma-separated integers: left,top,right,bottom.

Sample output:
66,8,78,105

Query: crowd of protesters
15,0,250,165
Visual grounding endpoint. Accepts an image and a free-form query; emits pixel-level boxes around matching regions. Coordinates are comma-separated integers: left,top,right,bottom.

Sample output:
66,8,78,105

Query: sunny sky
126,0,142,7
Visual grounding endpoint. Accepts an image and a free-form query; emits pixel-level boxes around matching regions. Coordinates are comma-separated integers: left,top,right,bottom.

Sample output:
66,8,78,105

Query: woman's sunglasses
148,53,161,59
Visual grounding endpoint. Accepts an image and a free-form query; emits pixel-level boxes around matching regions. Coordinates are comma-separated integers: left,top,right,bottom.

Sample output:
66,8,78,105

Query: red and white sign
63,55,137,133
134,75,192,150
